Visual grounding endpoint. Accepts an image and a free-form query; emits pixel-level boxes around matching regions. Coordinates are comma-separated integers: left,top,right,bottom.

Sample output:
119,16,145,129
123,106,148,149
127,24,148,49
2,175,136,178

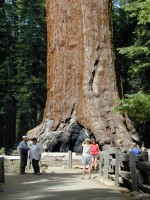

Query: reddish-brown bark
27,0,139,151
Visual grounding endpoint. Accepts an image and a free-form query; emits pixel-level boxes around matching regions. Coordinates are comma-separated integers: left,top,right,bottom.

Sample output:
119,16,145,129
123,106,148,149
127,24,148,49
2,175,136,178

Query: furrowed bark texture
27,0,139,152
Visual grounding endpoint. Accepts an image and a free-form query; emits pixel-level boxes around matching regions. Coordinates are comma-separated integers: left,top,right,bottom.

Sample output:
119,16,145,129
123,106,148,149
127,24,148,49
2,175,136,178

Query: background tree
0,0,16,148
113,0,150,147
0,0,46,150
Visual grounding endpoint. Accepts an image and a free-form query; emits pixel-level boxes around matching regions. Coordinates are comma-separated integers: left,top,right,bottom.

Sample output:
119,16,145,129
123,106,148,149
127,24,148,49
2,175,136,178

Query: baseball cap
22,136,27,139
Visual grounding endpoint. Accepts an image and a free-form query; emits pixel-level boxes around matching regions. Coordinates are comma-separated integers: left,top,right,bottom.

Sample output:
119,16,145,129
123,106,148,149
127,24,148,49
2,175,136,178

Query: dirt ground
0,168,138,200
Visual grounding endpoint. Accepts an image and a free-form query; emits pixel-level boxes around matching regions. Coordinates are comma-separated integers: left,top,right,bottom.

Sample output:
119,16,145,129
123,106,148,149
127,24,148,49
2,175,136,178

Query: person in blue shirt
130,143,140,155
18,136,29,174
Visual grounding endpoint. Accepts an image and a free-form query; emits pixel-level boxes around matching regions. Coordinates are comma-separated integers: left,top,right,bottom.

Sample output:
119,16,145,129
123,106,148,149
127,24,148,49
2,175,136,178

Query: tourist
81,138,91,179
18,136,29,174
91,139,100,171
27,139,33,169
130,143,140,155
29,138,42,175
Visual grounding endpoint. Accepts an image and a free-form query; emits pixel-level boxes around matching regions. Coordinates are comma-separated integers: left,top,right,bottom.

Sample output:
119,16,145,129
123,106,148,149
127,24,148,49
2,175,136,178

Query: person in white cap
18,136,29,174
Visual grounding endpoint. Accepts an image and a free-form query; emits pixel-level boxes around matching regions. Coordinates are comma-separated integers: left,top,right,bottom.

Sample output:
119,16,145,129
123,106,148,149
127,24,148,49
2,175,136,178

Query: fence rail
99,149,150,193
1,149,150,194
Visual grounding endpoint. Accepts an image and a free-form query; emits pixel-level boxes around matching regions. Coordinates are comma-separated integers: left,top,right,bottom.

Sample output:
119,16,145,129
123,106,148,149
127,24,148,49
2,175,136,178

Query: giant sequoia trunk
28,0,139,152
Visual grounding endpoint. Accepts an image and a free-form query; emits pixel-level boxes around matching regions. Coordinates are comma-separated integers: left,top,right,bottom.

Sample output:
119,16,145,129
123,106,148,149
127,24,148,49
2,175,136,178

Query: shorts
91,154,99,159
81,155,91,165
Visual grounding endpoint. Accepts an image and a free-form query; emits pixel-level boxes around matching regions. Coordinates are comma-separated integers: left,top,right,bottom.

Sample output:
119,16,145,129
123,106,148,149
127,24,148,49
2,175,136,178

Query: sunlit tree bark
28,0,139,152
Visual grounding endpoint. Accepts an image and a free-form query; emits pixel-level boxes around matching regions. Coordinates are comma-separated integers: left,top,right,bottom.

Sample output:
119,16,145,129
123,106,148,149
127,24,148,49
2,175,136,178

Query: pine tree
0,0,46,148
14,0,47,135
113,0,150,147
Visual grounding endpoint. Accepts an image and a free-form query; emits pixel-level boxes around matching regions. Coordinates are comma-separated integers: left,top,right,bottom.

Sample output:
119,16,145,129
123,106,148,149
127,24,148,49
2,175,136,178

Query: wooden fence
99,149,150,193
1,149,150,194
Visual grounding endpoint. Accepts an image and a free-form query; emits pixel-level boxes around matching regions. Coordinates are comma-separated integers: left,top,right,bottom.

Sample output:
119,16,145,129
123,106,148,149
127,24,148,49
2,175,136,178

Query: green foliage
117,0,150,76
113,0,150,146
123,0,150,25
114,92,150,123
113,0,150,120
0,147,5,155
0,0,46,147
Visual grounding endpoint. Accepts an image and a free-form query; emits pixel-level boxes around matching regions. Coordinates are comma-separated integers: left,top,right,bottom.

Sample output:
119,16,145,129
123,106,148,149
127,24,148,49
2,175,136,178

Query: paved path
0,169,134,200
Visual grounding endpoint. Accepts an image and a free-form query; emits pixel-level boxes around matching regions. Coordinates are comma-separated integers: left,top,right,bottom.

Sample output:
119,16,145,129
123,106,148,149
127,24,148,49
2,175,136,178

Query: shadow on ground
0,172,133,200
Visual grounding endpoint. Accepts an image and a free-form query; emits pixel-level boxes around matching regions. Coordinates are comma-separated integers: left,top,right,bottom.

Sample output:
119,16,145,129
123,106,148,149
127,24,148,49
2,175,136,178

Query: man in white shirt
29,138,42,175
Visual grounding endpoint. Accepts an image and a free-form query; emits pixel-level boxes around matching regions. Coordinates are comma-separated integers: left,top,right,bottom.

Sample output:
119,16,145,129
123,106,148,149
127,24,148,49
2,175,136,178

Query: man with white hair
18,136,29,174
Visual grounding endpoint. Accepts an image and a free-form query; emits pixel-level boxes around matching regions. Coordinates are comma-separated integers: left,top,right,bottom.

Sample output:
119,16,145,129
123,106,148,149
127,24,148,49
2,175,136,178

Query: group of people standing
18,136,42,175
81,138,100,179
18,136,100,177
81,138,143,179
18,136,141,178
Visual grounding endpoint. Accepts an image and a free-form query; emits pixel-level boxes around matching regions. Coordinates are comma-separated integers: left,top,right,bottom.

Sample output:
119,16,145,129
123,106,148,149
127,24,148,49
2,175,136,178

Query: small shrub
0,147,5,155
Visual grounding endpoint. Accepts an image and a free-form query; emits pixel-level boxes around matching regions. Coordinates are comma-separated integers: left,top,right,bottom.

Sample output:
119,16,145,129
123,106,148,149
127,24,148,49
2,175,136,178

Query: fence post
68,150,72,169
140,151,148,161
115,151,120,186
99,152,103,176
0,157,5,183
129,152,138,191
103,150,109,179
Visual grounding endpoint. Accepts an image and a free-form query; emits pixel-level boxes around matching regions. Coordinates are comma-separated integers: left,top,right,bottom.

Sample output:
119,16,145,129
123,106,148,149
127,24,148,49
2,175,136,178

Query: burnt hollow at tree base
38,119,95,153
32,115,139,152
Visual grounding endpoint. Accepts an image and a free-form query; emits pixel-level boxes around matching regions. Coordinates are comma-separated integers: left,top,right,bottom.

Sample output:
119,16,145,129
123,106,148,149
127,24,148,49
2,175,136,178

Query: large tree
28,0,139,152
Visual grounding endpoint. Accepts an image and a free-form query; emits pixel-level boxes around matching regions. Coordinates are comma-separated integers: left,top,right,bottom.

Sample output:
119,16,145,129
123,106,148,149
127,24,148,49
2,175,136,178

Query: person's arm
97,144,100,153
90,144,92,154
35,143,42,161
29,146,32,160
27,143,30,151
20,150,23,157
19,143,23,158
82,141,85,147
39,144,42,160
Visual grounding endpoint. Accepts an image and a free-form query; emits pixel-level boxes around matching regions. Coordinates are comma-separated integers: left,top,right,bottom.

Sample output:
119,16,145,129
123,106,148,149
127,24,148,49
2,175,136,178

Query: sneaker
80,176,85,179
36,173,41,175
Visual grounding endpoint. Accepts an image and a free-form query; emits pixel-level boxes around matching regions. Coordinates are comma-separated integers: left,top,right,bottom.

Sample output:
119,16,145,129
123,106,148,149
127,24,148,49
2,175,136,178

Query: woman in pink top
91,139,100,170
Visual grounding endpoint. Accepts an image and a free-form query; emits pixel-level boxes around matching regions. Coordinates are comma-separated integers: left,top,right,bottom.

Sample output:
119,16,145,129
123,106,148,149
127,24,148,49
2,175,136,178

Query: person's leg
20,157,26,174
88,165,91,179
32,159,37,174
20,157,24,174
94,157,98,170
82,165,86,177
91,157,94,170
35,160,40,174
81,156,86,179
88,156,91,178
24,156,27,172
22,158,26,173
